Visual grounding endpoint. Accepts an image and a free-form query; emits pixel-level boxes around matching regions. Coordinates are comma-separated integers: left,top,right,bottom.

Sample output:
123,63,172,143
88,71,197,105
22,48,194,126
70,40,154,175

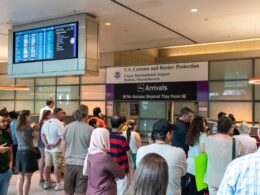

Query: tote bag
194,152,208,191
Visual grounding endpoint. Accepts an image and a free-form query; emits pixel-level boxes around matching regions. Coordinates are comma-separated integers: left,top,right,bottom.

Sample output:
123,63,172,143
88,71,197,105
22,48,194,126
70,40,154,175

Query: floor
8,172,64,195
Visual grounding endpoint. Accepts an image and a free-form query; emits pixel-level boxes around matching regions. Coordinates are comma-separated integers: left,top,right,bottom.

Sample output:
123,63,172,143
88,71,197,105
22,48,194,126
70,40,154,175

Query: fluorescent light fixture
105,22,111,26
249,78,260,84
191,8,198,13
0,85,30,90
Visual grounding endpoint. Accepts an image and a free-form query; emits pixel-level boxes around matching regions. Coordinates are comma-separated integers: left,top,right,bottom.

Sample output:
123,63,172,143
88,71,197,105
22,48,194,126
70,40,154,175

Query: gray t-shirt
205,136,245,189
136,143,187,195
62,121,93,166
16,127,34,151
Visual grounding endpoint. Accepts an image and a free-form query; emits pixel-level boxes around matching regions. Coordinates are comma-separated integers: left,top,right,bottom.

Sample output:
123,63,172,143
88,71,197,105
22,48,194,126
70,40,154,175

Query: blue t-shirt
16,127,34,151
10,120,18,145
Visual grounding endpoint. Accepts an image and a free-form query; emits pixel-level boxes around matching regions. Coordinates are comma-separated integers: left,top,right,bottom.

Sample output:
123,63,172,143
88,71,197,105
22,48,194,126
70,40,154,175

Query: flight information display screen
14,22,78,63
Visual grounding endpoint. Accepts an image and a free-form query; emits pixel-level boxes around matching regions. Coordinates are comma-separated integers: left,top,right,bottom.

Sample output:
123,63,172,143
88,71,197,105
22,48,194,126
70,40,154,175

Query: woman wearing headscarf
83,128,125,195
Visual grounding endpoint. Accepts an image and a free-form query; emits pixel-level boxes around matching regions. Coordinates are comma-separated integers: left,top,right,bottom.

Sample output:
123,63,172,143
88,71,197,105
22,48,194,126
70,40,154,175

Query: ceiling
1,0,260,62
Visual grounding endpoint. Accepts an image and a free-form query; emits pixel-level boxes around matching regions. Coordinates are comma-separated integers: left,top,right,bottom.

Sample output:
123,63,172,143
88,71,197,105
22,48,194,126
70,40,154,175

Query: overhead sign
106,81,208,101
106,62,208,84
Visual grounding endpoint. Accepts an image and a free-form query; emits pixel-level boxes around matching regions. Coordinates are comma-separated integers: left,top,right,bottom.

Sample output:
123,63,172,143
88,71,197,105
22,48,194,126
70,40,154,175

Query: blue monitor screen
13,22,78,63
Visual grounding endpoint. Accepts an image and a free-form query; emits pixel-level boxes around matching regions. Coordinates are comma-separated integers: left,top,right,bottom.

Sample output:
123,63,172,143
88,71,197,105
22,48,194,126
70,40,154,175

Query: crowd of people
0,99,259,195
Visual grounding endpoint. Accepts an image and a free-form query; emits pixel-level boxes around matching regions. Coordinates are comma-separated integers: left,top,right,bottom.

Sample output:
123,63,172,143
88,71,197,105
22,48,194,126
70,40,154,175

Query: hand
46,144,54,149
0,143,10,153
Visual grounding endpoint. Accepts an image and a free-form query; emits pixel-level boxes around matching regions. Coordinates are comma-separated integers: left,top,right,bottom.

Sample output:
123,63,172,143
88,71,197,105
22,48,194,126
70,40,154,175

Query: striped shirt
109,132,130,173
217,149,260,195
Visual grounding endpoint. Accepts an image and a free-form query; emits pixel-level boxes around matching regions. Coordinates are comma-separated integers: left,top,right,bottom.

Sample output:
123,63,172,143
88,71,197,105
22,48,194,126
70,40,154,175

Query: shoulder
166,145,186,158
229,151,259,168
199,133,207,142
137,145,151,158
110,132,126,140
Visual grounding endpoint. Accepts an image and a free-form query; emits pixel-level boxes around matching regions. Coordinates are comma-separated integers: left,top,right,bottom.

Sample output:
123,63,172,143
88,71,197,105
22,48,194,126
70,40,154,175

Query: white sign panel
106,62,208,84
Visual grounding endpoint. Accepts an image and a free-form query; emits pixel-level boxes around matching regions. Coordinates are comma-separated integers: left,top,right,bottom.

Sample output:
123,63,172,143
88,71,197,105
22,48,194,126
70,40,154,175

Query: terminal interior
1,0,260,194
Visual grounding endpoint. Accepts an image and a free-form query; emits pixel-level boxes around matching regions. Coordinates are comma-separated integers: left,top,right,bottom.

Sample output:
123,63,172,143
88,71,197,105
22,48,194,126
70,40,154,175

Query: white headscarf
88,127,110,154
83,127,110,176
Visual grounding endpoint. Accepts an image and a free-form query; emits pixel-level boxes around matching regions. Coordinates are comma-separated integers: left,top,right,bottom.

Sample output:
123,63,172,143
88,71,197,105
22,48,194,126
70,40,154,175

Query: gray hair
239,121,250,134
73,105,88,121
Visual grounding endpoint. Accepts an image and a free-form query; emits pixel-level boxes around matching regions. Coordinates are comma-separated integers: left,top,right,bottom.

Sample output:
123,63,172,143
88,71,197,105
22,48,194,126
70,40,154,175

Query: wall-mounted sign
106,81,208,101
106,62,208,84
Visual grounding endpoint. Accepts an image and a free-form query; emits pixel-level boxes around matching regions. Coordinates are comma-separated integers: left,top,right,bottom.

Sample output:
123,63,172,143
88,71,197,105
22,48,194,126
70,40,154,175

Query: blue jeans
0,168,12,195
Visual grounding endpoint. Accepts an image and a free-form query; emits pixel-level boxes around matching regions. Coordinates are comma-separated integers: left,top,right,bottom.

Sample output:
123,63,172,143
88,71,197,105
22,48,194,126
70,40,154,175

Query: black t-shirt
0,129,13,173
171,118,189,155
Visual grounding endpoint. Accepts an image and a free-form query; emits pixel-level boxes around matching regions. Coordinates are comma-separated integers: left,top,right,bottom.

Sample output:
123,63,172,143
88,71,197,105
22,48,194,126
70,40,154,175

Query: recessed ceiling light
191,8,198,13
105,22,111,26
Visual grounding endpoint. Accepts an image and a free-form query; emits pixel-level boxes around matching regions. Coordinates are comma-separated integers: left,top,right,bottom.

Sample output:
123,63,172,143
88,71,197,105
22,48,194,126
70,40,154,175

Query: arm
53,137,62,148
8,147,13,168
47,136,62,150
218,162,237,195
199,143,205,153
126,150,134,181
199,133,207,153
106,155,125,179
134,132,142,149
41,133,48,145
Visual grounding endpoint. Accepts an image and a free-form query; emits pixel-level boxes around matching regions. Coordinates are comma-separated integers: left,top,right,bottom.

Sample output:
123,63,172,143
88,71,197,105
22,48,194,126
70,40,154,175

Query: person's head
228,114,236,122
0,111,8,130
93,107,101,117
88,118,98,128
122,116,127,124
53,107,63,120
110,116,123,130
186,116,206,146
88,128,110,154
217,116,233,134
73,105,88,121
9,111,19,120
128,119,136,131
217,112,226,119
180,107,194,123
126,153,168,195
17,110,30,131
46,98,55,109
239,121,250,134
126,119,137,143
39,110,52,127
151,119,174,143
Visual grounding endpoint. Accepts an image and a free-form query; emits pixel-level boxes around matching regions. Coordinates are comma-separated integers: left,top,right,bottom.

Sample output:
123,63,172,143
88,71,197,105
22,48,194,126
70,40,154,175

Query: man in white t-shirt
41,107,64,191
136,119,187,195
39,98,55,122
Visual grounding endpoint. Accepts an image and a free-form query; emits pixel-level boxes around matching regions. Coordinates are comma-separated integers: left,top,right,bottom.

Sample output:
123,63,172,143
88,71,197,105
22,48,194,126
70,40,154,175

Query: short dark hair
217,116,233,134
93,107,101,116
88,118,97,128
217,112,226,119
111,116,123,128
0,111,6,117
228,114,236,122
53,107,63,115
46,98,54,106
73,105,88,121
180,107,194,116
151,119,174,142
9,111,19,119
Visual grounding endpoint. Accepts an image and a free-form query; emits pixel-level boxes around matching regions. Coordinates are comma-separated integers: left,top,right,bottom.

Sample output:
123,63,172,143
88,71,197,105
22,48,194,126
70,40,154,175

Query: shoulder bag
232,138,236,160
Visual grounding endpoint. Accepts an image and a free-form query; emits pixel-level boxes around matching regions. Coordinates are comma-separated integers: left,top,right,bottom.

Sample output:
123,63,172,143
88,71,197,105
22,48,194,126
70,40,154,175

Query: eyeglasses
0,120,8,123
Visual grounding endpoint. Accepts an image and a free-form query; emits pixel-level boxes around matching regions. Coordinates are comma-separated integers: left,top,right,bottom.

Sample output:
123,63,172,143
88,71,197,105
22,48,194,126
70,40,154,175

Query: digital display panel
14,22,78,63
